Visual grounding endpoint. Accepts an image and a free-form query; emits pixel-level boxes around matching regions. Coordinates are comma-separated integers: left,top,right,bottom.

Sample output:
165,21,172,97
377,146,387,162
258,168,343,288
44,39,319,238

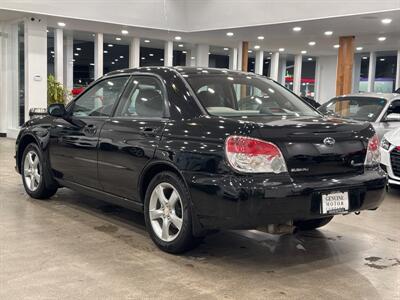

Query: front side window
186,75,318,117
115,76,164,118
318,97,387,122
72,76,129,117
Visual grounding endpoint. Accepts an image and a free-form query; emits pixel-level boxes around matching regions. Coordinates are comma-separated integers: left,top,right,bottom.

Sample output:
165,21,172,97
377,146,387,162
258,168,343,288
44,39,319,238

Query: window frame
112,73,170,120
66,74,131,119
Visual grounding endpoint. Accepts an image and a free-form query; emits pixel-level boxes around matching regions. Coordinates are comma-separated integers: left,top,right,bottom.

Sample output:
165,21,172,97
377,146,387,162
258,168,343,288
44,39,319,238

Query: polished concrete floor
0,137,399,299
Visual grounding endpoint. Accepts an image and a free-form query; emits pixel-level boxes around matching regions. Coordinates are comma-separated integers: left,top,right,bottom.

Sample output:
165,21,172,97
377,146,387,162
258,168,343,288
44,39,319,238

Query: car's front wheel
144,171,199,254
21,143,57,199
294,216,334,231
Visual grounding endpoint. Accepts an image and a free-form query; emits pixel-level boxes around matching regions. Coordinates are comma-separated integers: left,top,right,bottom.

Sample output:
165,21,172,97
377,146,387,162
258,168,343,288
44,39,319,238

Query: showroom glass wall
301,56,316,98
359,51,398,92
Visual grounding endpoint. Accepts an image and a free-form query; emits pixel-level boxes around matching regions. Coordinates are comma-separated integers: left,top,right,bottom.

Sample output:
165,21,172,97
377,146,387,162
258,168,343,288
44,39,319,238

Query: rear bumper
184,169,387,230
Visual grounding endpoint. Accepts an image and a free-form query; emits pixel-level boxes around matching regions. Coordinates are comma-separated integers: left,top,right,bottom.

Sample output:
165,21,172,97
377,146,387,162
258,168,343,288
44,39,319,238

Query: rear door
49,75,130,188
98,75,168,200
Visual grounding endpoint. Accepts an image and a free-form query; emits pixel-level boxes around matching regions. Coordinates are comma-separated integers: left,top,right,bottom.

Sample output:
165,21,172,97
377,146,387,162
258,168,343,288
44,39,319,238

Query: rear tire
294,216,334,231
21,143,58,199
144,171,200,254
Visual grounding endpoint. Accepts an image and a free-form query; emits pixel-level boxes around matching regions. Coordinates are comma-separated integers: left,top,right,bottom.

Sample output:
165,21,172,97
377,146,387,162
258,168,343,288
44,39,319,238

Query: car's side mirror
48,103,66,118
385,113,400,122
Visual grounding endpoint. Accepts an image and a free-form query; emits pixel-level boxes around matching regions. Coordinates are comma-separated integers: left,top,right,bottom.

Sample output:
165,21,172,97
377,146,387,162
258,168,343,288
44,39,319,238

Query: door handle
140,127,158,136
83,124,97,136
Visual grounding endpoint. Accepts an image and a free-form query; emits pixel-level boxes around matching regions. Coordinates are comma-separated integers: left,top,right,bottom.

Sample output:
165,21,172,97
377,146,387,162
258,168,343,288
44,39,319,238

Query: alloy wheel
149,182,183,242
23,150,41,191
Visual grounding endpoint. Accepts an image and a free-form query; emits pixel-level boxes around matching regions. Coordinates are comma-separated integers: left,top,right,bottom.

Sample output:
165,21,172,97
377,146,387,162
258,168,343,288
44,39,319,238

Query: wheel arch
17,133,40,173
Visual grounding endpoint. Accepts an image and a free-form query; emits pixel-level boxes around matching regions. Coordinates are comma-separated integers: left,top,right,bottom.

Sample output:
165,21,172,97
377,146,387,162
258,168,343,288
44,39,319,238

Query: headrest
135,89,163,117
197,90,221,108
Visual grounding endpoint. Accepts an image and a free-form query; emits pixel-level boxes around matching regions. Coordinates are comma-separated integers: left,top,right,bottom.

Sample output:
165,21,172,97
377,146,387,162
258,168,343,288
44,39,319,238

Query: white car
380,127,400,188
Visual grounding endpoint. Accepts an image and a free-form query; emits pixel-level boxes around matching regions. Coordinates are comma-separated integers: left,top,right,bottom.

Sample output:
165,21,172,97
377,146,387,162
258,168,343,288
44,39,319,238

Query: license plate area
321,191,349,214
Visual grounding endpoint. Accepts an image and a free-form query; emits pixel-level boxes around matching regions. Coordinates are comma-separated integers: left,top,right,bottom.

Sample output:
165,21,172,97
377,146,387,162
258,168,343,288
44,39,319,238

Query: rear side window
115,76,164,118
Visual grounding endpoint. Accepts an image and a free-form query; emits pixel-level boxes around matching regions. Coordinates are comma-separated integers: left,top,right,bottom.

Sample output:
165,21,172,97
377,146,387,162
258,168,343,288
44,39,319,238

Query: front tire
21,143,57,199
294,216,334,231
144,171,199,254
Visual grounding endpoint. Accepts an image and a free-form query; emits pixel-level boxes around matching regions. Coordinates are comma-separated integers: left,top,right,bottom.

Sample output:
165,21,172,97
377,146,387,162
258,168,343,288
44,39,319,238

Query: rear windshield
186,74,319,117
318,97,387,122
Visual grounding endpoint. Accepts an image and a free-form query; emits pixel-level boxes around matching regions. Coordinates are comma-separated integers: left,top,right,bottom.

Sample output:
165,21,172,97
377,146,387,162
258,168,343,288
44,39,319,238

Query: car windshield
318,97,387,122
186,74,319,117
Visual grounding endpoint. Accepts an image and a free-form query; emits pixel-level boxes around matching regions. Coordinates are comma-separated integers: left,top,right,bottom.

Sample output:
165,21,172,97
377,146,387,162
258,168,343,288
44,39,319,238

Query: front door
98,75,167,200
49,75,130,189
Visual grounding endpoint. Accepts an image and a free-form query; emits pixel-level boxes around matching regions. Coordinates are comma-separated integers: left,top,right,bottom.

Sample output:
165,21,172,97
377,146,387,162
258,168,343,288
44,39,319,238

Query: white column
94,33,103,79
0,22,5,134
396,50,400,90
54,28,63,84
63,34,73,92
278,57,286,84
196,44,209,68
270,52,280,81
255,50,264,75
352,54,361,93
129,37,140,68
293,54,303,95
237,42,243,71
185,49,196,67
229,48,238,70
367,52,376,92
24,18,48,121
164,41,173,67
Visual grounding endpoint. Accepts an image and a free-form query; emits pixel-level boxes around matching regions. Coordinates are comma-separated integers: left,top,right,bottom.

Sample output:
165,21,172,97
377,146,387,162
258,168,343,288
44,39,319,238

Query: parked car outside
380,127,400,188
15,67,386,253
318,93,400,140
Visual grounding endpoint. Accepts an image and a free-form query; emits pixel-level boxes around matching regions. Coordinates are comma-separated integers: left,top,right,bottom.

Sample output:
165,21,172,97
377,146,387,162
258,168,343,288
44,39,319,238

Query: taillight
364,134,380,167
225,136,287,173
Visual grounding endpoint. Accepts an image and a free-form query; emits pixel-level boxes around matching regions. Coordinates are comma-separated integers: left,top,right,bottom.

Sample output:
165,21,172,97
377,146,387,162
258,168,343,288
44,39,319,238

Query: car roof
333,92,400,101
105,66,259,78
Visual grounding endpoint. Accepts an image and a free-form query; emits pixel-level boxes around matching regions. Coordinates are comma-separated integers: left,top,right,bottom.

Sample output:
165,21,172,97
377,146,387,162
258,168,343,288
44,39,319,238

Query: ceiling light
292,27,302,32
178,44,184,47
301,50,307,54
356,47,363,51
141,57,145,60
103,50,108,54
307,58,313,61
149,53,154,57
50,51,54,54
257,36,264,40
223,47,229,51
121,29,129,35
174,36,182,41
362,56,368,59
191,56,195,60
278,48,285,52
333,44,340,48
226,32,234,37
308,41,316,46
57,22,66,27
324,31,333,36
76,47,81,51
46,29,49,33
248,50,253,53
144,39,150,43
114,59,118,61
380,58,386,61
90,63,95,66
381,18,392,24
115,37,121,41
160,58,164,61
108,44,113,47
208,52,211,55
182,50,187,54
72,59,75,62
378,36,386,41
74,53,79,56
254,45,260,50
111,62,115,64
120,55,124,58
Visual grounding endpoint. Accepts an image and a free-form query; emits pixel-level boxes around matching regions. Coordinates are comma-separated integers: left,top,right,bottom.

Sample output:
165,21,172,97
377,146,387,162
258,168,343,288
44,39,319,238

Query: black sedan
15,67,386,253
